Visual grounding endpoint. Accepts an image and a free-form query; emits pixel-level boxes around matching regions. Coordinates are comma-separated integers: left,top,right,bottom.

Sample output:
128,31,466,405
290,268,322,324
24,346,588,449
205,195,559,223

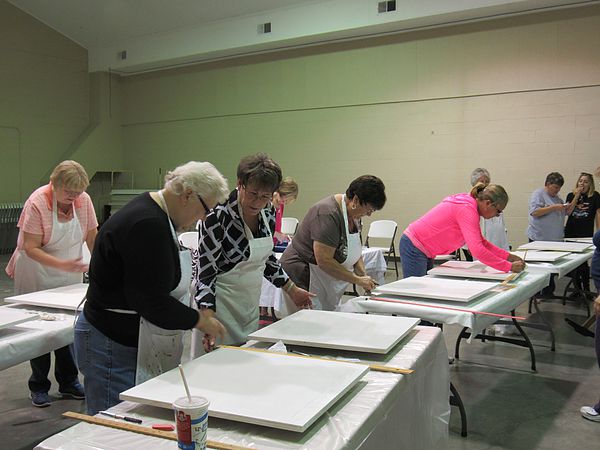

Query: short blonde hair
164,161,229,203
470,183,509,210
277,177,298,199
50,160,89,191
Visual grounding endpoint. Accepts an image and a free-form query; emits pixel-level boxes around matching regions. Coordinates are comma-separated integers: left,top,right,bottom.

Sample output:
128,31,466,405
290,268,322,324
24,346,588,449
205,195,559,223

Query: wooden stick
499,273,518,286
367,296,526,320
219,345,414,374
63,412,251,450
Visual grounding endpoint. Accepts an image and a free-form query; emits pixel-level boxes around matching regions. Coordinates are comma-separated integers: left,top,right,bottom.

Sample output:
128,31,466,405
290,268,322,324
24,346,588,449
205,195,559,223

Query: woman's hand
196,309,226,352
355,275,377,293
288,283,315,309
274,231,290,243
507,253,524,263
59,257,88,273
510,261,526,273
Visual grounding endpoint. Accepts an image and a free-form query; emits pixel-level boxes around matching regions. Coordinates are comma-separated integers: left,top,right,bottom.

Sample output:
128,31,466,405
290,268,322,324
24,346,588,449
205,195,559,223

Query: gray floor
1,254,599,449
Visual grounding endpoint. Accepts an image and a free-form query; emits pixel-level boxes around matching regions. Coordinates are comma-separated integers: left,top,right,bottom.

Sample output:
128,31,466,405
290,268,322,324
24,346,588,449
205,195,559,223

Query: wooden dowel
63,411,251,450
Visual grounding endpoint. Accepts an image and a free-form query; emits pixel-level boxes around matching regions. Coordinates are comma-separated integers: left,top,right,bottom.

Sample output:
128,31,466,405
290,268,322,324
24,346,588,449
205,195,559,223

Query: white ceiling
8,0,599,75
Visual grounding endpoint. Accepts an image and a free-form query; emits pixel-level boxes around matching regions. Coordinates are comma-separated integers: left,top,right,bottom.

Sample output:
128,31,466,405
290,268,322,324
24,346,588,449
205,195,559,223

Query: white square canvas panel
0,308,38,330
564,237,594,244
120,347,369,432
518,241,592,253
512,251,570,262
4,283,87,311
427,261,518,281
248,310,419,354
373,276,497,302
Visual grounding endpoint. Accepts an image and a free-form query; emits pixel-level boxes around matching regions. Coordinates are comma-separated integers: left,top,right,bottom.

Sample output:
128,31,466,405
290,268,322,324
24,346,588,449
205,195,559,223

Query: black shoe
59,381,85,400
30,391,51,408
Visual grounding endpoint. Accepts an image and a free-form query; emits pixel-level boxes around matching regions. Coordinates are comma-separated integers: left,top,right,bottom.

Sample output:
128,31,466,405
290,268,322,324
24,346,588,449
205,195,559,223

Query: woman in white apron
280,175,387,312
193,154,314,355
74,161,229,415
6,160,97,407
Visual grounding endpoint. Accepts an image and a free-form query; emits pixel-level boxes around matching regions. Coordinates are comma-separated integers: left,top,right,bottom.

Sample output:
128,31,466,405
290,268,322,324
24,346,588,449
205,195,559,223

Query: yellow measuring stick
63,411,252,450
219,345,414,375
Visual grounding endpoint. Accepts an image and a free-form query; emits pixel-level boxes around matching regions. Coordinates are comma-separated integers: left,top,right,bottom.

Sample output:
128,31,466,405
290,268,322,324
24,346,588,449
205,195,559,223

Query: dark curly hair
346,175,386,210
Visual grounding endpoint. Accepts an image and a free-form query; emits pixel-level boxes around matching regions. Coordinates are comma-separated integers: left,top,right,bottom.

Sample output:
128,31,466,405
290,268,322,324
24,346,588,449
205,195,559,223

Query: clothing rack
0,203,23,254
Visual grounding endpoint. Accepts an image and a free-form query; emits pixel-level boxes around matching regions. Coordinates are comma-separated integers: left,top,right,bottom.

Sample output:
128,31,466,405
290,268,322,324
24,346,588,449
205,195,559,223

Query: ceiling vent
378,1,396,13
258,22,272,34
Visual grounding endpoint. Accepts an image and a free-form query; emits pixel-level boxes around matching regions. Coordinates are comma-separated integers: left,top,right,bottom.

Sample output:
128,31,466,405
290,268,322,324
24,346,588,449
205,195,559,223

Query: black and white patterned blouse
194,189,289,310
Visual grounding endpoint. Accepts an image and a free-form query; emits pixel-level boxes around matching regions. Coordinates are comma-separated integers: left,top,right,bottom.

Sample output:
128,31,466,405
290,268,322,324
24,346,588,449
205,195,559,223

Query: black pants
28,345,79,393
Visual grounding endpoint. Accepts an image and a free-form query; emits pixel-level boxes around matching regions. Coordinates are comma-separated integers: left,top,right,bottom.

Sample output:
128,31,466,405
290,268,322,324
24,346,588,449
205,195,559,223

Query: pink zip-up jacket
404,193,512,272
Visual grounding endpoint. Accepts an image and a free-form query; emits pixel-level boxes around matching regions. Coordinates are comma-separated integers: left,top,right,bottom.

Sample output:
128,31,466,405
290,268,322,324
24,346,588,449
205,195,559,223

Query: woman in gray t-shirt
280,175,386,311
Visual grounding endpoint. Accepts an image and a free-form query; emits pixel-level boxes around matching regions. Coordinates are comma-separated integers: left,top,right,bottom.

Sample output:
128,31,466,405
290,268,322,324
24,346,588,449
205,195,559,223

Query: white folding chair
178,231,199,251
365,220,399,279
280,217,299,236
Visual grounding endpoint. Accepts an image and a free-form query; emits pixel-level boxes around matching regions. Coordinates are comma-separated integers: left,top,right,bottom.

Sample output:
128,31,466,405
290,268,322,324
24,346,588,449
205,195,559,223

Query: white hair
470,168,491,186
164,161,229,203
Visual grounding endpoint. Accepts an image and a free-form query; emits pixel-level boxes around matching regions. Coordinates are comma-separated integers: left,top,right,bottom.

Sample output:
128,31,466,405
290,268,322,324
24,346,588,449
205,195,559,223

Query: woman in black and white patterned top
193,154,313,352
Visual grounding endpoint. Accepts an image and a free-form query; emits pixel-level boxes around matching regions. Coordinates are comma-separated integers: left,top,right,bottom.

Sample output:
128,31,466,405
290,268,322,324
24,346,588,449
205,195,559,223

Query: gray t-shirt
527,187,565,241
280,195,359,290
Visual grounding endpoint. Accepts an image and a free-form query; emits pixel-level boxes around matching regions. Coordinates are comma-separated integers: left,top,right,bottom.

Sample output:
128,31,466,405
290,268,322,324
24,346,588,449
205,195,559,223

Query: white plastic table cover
35,326,449,450
0,304,76,371
259,247,387,308
520,250,593,279
342,272,550,336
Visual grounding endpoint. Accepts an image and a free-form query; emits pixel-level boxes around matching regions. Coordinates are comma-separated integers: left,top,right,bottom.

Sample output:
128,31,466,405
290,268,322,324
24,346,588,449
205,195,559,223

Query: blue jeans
400,234,433,278
74,311,137,415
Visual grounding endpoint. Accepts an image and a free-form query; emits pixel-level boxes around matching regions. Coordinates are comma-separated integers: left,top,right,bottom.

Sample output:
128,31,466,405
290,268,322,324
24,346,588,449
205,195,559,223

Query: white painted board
512,251,570,262
248,310,419,354
518,241,592,253
373,276,497,302
120,347,369,432
564,237,594,244
4,283,88,311
427,261,517,281
0,308,38,330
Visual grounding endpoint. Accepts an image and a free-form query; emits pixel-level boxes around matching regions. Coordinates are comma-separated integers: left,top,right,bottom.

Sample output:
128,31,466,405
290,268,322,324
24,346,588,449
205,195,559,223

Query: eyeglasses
492,204,504,216
197,195,211,214
63,189,83,198
242,185,273,202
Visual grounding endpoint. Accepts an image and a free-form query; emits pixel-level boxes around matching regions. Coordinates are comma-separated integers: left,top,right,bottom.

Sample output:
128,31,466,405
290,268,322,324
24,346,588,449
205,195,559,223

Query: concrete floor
1,253,599,449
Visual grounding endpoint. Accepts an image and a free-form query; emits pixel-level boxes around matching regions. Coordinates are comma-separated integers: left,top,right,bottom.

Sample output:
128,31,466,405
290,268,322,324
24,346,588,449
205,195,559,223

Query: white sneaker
580,406,600,422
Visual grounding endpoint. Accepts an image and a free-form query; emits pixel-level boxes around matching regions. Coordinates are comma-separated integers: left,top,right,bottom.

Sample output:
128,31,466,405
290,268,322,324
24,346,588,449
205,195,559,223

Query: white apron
14,196,83,295
309,195,362,311
191,209,273,357
135,191,193,384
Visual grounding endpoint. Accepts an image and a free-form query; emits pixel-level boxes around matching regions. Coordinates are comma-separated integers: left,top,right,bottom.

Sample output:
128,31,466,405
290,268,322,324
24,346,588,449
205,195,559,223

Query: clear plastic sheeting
0,304,75,371
36,326,449,450
345,271,550,339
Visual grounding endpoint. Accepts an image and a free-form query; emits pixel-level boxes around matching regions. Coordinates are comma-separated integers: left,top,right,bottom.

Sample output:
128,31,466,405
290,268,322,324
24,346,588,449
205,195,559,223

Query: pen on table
99,411,143,424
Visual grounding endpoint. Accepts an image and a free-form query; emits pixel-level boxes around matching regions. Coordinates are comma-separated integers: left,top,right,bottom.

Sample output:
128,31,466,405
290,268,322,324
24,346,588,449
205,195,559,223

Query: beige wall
119,5,600,248
0,1,90,202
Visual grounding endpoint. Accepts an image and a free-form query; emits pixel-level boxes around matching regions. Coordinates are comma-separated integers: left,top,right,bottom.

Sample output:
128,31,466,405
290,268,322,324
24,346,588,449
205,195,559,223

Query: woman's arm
565,189,582,216
531,204,566,217
22,231,87,272
85,228,97,253
314,241,376,291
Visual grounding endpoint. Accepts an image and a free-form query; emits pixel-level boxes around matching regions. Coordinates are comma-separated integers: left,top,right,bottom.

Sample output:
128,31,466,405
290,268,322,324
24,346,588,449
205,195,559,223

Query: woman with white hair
74,161,228,415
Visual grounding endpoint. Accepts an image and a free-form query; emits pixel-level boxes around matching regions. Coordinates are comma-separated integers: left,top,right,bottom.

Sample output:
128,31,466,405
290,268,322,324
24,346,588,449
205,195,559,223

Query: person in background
272,177,299,244
564,172,600,294
470,168,510,251
6,160,97,408
75,161,228,415
580,229,600,422
281,175,386,311
400,183,525,278
194,154,313,353
527,172,577,297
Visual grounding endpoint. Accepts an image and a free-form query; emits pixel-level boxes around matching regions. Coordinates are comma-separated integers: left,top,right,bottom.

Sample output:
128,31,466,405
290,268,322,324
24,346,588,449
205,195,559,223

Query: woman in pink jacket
400,183,525,278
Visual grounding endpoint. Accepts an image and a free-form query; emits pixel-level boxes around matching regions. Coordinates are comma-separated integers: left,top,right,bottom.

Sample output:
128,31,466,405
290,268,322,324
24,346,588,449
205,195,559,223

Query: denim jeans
74,311,137,415
399,234,433,278
28,346,79,393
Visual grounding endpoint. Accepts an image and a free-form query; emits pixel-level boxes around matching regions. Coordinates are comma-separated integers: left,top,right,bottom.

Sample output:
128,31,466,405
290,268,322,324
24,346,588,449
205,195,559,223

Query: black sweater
84,193,198,347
